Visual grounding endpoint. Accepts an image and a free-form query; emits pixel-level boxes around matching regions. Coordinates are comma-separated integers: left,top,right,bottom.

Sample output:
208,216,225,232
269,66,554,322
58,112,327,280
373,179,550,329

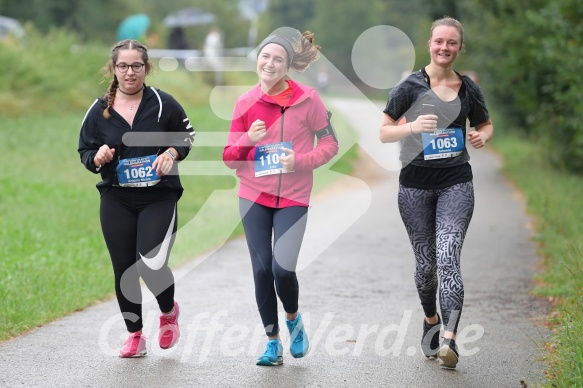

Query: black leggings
100,187,177,333
239,199,308,337
398,181,474,334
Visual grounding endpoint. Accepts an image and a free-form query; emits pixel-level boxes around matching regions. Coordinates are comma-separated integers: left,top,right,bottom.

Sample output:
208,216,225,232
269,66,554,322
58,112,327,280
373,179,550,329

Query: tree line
263,0,583,174
0,0,252,49
451,0,582,173
1,0,581,172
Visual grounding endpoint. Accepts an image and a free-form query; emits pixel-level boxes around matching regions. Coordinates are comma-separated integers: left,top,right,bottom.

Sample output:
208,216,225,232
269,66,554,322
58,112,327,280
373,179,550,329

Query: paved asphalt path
0,99,550,387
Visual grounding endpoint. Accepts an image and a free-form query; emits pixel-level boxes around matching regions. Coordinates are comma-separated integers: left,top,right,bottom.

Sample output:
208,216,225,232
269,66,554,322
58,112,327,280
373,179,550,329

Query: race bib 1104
254,142,292,177
422,128,464,160
116,155,161,187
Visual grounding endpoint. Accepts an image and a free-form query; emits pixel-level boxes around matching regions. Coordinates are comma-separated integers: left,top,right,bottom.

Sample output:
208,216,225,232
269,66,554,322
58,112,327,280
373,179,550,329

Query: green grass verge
492,131,583,386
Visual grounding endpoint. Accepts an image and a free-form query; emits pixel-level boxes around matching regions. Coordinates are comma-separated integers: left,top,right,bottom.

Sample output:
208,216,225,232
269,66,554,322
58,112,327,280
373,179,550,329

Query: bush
461,0,583,174
525,2,583,173
0,24,106,117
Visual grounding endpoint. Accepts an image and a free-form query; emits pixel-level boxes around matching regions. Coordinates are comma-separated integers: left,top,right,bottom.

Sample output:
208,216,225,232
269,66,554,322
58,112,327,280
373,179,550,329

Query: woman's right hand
94,144,115,168
247,119,266,143
411,114,438,134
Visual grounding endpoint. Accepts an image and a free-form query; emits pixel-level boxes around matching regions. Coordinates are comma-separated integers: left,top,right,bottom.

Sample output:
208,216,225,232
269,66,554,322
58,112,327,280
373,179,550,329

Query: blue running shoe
286,313,310,358
256,339,283,366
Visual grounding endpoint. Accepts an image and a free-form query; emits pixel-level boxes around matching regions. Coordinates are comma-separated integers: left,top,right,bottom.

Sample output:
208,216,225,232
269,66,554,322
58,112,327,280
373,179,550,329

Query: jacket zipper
275,105,285,208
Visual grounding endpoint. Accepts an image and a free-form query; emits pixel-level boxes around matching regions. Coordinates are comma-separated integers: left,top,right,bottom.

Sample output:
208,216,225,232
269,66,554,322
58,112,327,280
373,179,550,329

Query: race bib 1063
254,142,292,177
116,155,161,187
422,127,464,160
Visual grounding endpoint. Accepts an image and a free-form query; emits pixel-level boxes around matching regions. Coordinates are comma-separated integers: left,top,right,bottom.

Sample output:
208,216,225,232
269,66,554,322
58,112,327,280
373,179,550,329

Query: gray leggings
398,181,474,334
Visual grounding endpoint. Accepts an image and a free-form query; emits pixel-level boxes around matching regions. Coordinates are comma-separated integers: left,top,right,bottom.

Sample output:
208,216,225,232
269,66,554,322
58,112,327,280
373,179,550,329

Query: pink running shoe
159,301,180,349
119,332,147,358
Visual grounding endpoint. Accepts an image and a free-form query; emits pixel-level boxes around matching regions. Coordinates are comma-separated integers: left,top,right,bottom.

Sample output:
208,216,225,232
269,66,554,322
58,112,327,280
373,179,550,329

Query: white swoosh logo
139,205,176,270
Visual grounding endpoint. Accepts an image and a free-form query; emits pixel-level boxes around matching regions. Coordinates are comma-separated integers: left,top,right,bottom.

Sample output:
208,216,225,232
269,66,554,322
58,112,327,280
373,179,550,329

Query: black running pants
100,187,177,333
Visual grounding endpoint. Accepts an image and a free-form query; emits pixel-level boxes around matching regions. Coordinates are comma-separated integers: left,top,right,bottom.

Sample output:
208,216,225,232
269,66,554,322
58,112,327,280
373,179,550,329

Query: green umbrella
116,14,150,42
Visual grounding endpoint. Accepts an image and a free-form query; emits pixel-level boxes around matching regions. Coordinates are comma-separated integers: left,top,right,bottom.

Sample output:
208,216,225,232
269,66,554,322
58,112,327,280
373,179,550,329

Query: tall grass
0,28,107,116
0,27,357,341
493,131,583,386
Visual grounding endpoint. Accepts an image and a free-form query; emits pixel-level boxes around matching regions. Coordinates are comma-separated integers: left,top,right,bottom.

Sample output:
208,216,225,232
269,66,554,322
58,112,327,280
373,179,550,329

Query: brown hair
430,16,465,48
289,31,321,72
100,39,152,119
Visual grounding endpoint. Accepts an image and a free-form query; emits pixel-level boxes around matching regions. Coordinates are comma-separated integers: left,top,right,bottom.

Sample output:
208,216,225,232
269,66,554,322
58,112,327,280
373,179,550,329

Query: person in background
316,66,329,93
78,39,195,358
223,30,338,366
203,26,223,84
168,27,188,50
379,16,494,369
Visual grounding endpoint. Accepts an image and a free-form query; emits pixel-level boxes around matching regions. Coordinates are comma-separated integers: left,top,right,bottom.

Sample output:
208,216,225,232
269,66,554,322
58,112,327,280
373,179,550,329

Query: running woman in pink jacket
223,30,338,366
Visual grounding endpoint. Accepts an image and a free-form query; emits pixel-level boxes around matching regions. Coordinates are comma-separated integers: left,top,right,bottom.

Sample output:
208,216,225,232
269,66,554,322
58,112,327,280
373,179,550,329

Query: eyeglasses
115,63,145,73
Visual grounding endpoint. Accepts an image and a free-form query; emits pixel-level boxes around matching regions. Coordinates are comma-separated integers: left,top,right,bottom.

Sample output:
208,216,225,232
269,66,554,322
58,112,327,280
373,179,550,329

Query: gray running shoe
438,338,459,369
421,313,441,358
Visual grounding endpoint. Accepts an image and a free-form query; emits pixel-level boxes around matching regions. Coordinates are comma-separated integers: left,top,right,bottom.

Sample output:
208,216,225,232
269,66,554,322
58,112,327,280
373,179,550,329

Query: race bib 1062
254,142,292,177
422,128,464,160
116,155,161,187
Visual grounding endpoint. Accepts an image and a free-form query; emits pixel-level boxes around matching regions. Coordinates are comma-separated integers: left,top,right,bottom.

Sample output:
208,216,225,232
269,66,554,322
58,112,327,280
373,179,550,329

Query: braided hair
100,39,152,119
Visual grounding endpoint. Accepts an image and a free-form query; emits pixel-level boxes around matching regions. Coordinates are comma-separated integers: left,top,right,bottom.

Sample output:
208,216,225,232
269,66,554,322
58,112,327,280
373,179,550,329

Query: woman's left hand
467,130,487,149
153,151,175,176
279,147,295,172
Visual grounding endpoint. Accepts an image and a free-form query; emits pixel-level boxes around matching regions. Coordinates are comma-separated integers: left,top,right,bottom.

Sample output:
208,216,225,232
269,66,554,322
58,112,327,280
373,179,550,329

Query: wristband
409,122,414,135
165,149,176,160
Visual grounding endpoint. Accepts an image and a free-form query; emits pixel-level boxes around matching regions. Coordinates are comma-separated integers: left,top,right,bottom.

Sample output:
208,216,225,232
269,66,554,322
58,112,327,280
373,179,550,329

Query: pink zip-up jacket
223,79,338,208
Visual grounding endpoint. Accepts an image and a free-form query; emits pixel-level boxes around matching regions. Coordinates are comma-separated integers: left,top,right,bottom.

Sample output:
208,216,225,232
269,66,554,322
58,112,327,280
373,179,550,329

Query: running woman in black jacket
78,39,195,358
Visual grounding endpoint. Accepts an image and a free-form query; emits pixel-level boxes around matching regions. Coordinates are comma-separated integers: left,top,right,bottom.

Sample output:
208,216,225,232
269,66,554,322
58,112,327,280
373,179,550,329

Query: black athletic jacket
78,85,195,197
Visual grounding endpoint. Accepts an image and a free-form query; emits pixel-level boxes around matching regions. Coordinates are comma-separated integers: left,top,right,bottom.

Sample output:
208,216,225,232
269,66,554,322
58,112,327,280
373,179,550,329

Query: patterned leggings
398,181,474,334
